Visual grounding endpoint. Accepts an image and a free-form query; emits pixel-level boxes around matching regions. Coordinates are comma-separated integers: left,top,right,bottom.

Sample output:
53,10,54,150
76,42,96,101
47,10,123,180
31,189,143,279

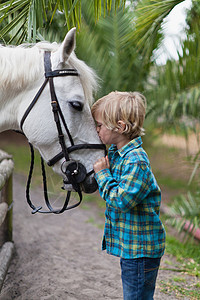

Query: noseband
20,51,106,214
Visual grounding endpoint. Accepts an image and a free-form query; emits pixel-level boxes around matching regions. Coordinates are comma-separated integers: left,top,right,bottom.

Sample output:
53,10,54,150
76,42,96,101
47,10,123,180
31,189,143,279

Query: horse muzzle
62,160,98,194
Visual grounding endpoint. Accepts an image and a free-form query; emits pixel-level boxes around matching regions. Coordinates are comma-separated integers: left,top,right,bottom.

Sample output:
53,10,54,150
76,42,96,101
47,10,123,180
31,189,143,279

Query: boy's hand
94,156,110,173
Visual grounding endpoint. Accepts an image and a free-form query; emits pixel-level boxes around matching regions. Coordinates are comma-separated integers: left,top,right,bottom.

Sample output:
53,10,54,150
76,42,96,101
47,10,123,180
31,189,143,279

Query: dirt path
0,174,198,300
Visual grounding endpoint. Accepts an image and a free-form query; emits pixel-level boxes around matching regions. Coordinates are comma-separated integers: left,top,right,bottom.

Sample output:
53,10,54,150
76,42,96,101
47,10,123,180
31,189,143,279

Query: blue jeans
120,257,161,300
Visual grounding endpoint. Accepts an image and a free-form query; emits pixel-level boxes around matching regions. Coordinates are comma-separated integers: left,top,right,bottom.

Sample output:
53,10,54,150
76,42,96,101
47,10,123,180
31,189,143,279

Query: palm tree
0,0,126,44
76,2,145,97
144,0,200,236
74,0,187,98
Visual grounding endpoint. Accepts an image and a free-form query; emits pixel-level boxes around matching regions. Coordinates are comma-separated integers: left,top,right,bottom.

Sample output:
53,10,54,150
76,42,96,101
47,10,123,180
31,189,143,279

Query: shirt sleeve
95,161,151,212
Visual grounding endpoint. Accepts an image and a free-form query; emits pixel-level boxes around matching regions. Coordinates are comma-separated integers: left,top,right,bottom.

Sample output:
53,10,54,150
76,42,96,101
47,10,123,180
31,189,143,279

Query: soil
0,131,199,300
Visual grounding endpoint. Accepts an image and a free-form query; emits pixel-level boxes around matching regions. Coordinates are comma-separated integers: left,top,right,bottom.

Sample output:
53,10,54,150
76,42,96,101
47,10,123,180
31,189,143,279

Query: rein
19,51,106,214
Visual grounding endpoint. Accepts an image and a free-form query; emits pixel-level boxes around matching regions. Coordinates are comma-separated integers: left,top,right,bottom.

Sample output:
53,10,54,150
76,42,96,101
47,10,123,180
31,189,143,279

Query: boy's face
95,113,121,146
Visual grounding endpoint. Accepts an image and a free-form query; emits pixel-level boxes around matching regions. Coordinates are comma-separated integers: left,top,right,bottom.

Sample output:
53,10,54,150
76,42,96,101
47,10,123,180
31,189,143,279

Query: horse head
0,28,105,199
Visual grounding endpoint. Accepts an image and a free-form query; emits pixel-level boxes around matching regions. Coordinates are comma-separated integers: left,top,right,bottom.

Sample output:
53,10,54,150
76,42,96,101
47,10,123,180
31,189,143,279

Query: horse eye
69,101,83,111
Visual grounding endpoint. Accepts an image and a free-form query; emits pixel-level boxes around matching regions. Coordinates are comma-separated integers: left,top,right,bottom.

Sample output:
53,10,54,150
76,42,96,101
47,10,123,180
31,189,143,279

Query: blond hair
91,91,146,139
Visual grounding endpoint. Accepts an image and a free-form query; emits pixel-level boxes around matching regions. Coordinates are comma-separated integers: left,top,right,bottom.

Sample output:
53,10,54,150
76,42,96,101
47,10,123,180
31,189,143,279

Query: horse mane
0,42,98,104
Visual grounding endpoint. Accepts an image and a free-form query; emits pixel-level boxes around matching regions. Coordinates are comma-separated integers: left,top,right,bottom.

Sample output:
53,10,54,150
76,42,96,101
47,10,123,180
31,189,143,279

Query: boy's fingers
105,155,110,166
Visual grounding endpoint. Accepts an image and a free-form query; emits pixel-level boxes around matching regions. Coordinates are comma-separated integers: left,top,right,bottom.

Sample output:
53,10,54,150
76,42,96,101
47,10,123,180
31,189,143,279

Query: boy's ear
117,121,126,133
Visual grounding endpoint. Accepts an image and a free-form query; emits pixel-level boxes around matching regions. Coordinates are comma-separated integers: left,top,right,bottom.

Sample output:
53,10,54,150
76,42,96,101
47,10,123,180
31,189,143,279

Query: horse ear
59,27,76,63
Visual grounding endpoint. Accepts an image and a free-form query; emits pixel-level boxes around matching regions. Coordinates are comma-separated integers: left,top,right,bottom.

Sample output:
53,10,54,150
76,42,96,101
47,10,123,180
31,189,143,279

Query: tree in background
0,0,126,44
76,1,144,97
74,1,186,98
145,0,200,234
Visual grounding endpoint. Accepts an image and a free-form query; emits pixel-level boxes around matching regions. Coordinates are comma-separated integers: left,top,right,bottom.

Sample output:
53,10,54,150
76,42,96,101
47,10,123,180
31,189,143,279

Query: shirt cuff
95,168,112,186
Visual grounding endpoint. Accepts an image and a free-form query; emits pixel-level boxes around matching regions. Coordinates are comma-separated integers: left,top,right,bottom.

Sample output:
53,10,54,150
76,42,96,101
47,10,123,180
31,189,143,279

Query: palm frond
76,2,143,97
168,191,200,238
146,25,200,129
131,0,185,61
0,0,126,44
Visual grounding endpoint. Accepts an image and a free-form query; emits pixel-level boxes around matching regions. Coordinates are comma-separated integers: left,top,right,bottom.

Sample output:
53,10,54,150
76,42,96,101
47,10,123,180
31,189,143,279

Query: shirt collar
109,136,143,157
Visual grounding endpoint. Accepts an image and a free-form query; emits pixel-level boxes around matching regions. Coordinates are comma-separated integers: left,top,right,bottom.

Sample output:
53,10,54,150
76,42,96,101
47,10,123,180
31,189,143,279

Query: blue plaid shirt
95,137,166,259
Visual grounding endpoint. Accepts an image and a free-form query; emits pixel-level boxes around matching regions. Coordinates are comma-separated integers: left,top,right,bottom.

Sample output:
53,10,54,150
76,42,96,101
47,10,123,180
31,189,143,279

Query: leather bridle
20,51,106,214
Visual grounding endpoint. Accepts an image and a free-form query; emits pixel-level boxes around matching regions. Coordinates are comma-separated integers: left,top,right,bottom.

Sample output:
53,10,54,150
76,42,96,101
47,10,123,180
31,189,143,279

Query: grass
155,172,189,191
83,193,106,209
159,280,200,299
145,141,198,182
158,223,200,299
86,217,104,229
164,233,200,277
166,234,200,263
0,141,67,191
157,223,200,299
0,142,42,178
172,276,186,282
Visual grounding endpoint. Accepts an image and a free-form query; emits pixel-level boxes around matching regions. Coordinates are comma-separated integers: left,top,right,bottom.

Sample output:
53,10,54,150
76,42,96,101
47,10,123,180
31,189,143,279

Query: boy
91,91,166,300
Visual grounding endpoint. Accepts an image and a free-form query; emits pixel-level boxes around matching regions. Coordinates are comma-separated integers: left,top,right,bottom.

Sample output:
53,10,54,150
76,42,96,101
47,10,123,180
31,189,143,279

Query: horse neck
0,47,44,132
0,89,28,132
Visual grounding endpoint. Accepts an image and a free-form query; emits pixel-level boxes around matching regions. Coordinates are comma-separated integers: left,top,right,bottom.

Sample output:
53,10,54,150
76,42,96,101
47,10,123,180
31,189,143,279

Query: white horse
0,28,105,211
